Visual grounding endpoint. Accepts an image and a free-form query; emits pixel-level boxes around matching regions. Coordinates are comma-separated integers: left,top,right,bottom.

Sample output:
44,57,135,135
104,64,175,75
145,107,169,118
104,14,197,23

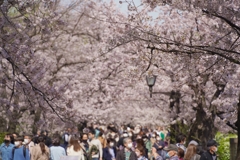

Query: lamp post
146,75,157,98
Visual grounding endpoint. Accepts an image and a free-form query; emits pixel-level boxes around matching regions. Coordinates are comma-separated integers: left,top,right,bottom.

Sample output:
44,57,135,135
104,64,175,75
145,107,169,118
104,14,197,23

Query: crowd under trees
0,0,240,159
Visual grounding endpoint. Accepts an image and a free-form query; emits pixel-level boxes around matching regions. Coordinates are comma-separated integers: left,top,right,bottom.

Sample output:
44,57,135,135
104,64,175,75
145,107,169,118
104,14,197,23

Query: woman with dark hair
31,136,50,160
67,136,84,160
135,139,148,158
184,144,200,160
42,130,52,147
80,133,89,152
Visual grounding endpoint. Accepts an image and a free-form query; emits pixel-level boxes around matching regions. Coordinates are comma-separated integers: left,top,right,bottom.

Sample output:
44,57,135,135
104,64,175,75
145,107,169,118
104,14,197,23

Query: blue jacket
10,146,30,160
0,143,14,160
50,146,66,160
103,147,117,160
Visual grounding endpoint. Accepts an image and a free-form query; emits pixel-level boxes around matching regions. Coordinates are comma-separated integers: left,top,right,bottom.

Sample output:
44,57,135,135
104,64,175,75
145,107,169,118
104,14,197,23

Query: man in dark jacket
200,140,218,160
117,132,128,150
103,138,117,160
116,138,137,160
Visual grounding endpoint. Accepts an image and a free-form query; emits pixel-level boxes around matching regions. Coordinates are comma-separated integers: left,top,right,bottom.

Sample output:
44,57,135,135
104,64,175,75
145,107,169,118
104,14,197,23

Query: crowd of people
0,124,219,160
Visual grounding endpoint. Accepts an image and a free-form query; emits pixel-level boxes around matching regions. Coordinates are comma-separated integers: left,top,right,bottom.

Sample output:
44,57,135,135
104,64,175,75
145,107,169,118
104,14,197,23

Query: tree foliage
0,1,240,157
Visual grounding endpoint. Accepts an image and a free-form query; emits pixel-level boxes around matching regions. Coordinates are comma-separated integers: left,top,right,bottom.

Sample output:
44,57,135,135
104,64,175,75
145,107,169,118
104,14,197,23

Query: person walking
24,134,35,157
0,133,14,160
67,136,84,160
103,138,117,160
80,133,89,152
11,136,30,160
50,138,66,160
135,145,148,160
200,140,218,160
116,137,137,160
184,144,200,160
88,129,103,160
176,134,186,153
153,135,165,158
31,136,50,160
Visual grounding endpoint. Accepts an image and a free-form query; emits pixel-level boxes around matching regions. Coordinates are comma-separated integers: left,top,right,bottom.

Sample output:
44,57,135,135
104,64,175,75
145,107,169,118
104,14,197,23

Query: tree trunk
236,94,240,160
7,108,20,133
7,94,21,133
187,102,216,150
32,109,42,134
0,117,7,132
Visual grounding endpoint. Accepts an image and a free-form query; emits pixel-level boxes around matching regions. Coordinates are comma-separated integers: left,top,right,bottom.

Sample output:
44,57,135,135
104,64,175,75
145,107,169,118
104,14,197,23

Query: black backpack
12,145,27,158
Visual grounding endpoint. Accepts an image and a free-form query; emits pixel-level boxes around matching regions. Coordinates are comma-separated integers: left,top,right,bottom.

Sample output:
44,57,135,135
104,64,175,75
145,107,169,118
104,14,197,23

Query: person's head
156,135,162,141
151,132,157,138
24,135,32,144
69,136,82,151
178,147,185,159
184,144,197,160
4,133,12,144
123,137,133,149
38,136,48,155
188,140,198,146
14,137,24,147
135,145,146,157
43,130,48,136
37,136,45,143
164,144,178,158
82,133,88,142
99,129,105,137
12,133,18,140
122,132,128,138
67,128,72,133
107,138,115,148
52,138,60,146
128,131,133,137
159,126,163,131
88,129,96,140
207,140,218,153
176,134,186,145
165,136,170,142
110,131,116,137
37,130,41,136
136,134,142,140
142,135,149,142
136,138,144,147
151,147,157,154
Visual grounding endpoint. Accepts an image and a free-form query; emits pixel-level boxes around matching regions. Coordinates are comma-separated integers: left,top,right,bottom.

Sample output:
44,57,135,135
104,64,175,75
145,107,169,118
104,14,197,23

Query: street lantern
146,75,157,98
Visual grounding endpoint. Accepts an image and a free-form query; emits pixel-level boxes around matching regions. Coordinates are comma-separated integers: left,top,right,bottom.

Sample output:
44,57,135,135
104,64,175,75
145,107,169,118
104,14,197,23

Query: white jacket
89,138,103,158
67,145,85,160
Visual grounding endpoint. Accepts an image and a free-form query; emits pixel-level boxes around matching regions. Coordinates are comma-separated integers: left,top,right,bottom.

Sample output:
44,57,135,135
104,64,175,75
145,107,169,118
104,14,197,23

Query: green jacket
145,140,152,153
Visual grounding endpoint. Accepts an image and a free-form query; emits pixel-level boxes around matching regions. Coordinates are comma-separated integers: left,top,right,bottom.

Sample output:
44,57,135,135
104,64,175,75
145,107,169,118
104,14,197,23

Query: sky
60,0,139,12
60,0,158,18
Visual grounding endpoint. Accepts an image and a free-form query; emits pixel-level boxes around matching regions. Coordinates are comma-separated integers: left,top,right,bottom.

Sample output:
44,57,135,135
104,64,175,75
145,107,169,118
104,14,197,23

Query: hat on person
188,140,199,146
207,140,219,147
164,144,178,152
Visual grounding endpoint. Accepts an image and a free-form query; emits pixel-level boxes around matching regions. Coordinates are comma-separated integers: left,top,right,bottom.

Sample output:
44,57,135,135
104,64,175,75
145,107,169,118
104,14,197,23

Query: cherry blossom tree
1,1,240,158
0,0,84,133
115,0,240,156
